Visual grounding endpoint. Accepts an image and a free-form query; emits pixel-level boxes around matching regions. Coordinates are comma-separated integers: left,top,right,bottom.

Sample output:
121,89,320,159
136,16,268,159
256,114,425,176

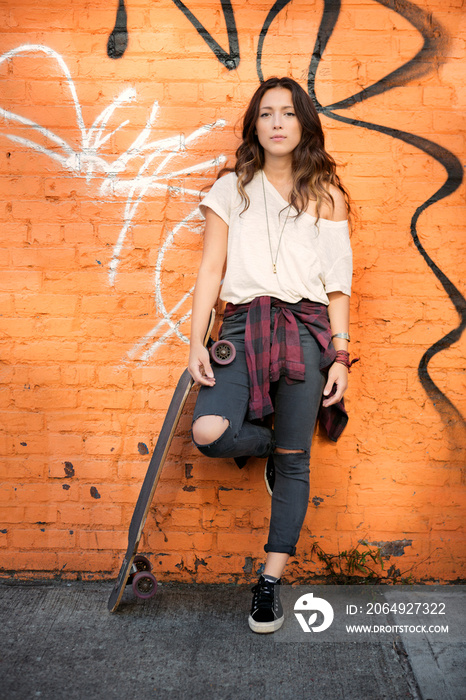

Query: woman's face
255,87,302,160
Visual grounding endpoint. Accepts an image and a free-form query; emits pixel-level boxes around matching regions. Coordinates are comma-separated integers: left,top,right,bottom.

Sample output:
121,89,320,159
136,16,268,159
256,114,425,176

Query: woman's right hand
188,344,216,386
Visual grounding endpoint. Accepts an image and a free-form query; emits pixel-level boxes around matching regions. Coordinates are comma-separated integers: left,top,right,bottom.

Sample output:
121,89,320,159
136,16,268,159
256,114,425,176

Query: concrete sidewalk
0,580,464,699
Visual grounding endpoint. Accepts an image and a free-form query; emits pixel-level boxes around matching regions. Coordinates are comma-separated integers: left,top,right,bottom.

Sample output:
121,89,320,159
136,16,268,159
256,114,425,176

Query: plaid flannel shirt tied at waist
222,296,348,442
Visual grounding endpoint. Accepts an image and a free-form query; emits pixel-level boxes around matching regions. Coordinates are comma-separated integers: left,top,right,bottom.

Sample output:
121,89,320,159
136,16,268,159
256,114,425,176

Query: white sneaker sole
248,614,284,634
264,462,273,497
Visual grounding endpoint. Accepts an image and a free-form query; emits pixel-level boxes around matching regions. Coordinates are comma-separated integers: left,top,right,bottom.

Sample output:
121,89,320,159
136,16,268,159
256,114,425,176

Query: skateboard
108,311,234,612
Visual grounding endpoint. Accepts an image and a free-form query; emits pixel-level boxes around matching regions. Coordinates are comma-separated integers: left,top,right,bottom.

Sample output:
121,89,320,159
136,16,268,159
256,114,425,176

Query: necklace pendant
273,264,277,274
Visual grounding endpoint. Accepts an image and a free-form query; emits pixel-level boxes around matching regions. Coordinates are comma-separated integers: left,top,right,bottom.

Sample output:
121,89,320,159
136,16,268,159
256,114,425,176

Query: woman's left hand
322,361,348,407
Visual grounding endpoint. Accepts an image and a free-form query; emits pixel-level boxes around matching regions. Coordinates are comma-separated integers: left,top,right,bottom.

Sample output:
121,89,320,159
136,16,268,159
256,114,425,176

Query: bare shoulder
320,184,347,221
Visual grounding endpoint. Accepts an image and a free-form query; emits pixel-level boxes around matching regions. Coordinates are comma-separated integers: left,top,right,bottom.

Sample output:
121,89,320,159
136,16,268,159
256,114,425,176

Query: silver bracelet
332,333,350,341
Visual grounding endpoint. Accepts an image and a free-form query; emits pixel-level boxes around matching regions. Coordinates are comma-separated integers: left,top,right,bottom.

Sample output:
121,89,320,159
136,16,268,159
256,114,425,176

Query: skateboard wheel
132,571,158,599
133,555,152,573
210,340,236,365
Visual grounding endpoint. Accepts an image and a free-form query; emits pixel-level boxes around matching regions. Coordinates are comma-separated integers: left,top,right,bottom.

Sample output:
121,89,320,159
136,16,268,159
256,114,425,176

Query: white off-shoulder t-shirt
199,171,352,306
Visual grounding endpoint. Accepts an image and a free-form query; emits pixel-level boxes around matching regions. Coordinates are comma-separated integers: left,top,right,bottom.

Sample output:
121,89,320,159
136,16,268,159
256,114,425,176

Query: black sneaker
248,575,284,633
264,454,275,496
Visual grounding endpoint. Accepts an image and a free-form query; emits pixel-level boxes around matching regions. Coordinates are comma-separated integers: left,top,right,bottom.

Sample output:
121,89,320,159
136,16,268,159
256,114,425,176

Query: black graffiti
171,0,239,70
323,0,450,110
311,0,465,429
108,0,128,59
107,0,239,69
256,0,293,82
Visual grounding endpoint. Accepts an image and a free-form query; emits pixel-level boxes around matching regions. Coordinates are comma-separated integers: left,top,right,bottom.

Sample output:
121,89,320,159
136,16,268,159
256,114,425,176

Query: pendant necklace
261,170,291,274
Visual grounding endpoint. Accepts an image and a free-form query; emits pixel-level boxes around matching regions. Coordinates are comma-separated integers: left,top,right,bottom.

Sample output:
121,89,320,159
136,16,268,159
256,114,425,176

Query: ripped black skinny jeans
192,309,325,556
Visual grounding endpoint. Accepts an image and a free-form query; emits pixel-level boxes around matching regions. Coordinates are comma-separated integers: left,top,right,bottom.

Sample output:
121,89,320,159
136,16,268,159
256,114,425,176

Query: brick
336,513,366,532
8,341,78,363
0,457,45,480
37,317,79,338
80,318,114,339
0,317,37,337
147,388,186,410
170,507,201,528
10,247,76,270
202,505,232,530
363,510,430,534
13,387,78,410
142,552,189,577
42,271,106,294
146,531,214,552
78,389,135,410
80,296,121,315
0,247,9,267
60,365,96,385
29,224,63,245
14,294,77,315
9,528,76,550
23,365,62,386
0,76,27,101
78,530,128,550
117,460,149,482
0,293,14,314
0,176,43,198
132,366,173,387
63,223,96,244
8,8,74,29
423,86,456,107
21,505,58,525
11,199,78,223
430,515,465,532
82,435,122,456
50,459,116,482
0,507,25,524
27,79,85,106
78,342,131,363
432,110,464,133
57,505,123,527
78,482,142,505
14,482,80,505
217,532,265,555
0,551,58,571
218,488,268,508
154,483,217,506
57,550,115,574
167,81,200,104
351,7,410,31
0,271,42,292
1,223,28,243
44,412,113,433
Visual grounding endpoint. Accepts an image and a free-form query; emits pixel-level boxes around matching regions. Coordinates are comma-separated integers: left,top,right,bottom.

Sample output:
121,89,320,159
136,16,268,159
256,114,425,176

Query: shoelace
251,580,276,609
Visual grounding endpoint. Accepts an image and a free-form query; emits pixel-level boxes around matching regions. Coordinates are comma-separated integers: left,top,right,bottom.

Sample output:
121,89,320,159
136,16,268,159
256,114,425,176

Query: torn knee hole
192,415,230,445
274,448,305,454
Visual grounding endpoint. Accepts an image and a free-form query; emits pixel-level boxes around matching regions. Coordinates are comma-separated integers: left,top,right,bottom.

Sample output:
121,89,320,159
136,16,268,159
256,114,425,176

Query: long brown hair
233,77,350,221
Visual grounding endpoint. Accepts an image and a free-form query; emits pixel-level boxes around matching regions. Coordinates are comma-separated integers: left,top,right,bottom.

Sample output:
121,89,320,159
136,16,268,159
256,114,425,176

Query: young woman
188,77,353,634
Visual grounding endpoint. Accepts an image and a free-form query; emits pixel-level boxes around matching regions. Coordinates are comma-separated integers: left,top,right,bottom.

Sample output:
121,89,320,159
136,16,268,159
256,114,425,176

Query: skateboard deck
108,311,215,612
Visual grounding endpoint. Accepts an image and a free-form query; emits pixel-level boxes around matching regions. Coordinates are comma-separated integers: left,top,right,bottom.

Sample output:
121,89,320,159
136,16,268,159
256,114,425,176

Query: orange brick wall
0,0,465,583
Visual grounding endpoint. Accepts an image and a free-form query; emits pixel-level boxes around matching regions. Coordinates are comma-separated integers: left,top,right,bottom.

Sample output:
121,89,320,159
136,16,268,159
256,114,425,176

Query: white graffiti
0,44,226,359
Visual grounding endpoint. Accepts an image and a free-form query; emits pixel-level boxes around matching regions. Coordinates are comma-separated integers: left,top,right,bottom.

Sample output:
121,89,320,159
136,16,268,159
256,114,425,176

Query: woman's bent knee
192,415,229,446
